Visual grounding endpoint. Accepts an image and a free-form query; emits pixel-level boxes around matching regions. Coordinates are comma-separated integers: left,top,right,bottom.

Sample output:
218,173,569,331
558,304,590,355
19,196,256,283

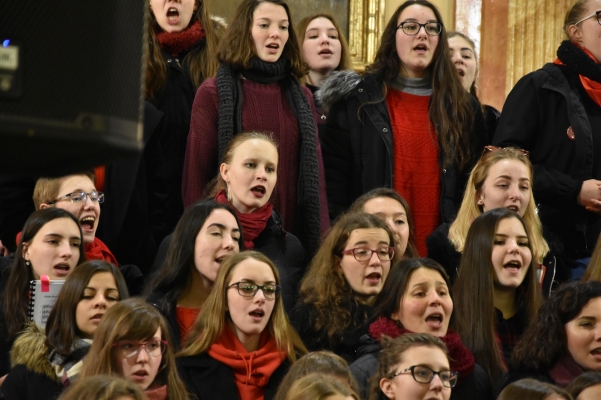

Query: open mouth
91,313,104,321
457,69,465,77
425,313,443,326
266,44,280,52
590,348,601,357
167,7,179,20
365,272,381,284
133,371,149,379
504,260,522,271
249,309,265,318
215,256,226,264
319,49,333,55
80,216,95,231
506,205,519,213
54,263,70,275
414,44,428,52
251,186,266,196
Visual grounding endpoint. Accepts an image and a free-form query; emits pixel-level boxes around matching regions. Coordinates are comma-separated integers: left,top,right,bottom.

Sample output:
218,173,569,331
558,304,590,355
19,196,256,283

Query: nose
428,290,442,305
136,345,150,363
60,242,73,259
507,185,522,201
451,51,463,65
507,239,520,254
254,288,267,303
368,250,382,265
94,294,108,309
83,195,94,210
222,234,236,251
430,374,444,391
416,25,428,38
320,32,330,44
256,167,267,181
269,25,280,38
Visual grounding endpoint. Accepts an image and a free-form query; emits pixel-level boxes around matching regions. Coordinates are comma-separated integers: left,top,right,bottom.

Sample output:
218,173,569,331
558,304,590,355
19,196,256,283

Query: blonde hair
448,147,549,262
32,171,95,209
58,375,146,400
179,251,307,361
285,374,359,400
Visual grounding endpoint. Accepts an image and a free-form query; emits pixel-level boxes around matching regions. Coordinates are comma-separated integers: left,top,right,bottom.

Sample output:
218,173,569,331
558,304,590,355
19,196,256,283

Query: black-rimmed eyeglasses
573,10,601,26
228,282,281,300
397,21,442,36
113,340,168,359
390,365,458,388
341,247,395,262
47,191,104,205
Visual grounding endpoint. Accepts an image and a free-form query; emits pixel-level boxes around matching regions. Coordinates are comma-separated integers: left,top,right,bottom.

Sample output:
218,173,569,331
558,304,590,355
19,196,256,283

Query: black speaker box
0,1,147,176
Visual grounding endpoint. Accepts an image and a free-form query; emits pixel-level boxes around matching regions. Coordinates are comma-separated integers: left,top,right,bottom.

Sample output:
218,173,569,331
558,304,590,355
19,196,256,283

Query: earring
226,182,232,202
25,261,30,266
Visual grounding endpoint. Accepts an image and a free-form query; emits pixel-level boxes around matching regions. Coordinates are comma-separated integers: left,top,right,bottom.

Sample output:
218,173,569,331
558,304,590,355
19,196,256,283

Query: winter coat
290,299,373,363
146,291,181,351
349,335,494,400
176,352,289,400
493,63,601,263
318,71,486,222
1,324,62,400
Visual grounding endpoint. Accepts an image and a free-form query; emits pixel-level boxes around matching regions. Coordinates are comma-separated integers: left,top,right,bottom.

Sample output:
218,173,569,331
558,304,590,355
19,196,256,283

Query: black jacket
349,334,494,400
493,63,601,262
146,291,181,351
290,299,373,364
319,71,486,221
176,352,289,400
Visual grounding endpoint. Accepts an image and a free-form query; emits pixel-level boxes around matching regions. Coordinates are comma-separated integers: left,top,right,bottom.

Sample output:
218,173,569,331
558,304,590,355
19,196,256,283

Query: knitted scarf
156,19,205,57
368,316,475,382
554,40,601,107
215,58,322,256
215,189,273,249
48,338,93,386
548,354,584,388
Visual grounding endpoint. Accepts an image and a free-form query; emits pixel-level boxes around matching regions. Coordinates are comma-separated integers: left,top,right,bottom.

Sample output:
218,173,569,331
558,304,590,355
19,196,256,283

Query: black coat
493,63,601,263
349,335,494,400
146,291,181,351
290,299,373,363
176,352,289,400
149,209,306,314
319,71,486,221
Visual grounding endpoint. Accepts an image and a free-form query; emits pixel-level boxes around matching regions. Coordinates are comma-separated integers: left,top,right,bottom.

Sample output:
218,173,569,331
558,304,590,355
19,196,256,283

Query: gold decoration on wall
348,0,387,70
505,0,571,94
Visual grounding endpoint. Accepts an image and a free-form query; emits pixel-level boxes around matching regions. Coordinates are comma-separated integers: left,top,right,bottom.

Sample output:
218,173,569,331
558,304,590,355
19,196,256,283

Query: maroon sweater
182,77,329,235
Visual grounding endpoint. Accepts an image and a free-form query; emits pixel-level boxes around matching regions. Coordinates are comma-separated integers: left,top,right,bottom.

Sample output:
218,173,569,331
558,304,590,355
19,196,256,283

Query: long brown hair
80,298,189,400
179,251,306,361
146,0,221,98
366,0,474,170
216,0,307,79
453,208,541,390
46,260,128,355
295,13,352,85
297,212,396,343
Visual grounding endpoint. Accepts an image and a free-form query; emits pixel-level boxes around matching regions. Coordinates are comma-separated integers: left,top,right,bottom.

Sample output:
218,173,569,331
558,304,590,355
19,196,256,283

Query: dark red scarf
368,316,475,382
156,19,205,57
548,354,585,388
554,41,601,107
215,190,273,249
85,237,118,265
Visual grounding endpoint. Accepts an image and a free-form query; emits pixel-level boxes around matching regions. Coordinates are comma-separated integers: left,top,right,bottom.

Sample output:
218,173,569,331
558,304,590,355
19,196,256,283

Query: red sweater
182,77,329,235
387,88,440,256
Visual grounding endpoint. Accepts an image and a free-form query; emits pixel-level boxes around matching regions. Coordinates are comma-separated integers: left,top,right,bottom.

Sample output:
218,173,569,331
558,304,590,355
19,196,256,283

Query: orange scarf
554,43,601,107
207,324,286,400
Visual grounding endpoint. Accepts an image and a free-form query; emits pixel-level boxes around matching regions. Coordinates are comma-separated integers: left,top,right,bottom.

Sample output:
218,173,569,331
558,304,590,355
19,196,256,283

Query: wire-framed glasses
573,10,601,25
228,282,281,300
390,365,458,388
341,247,395,262
113,340,168,359
397,21,442,36
47,191,105,205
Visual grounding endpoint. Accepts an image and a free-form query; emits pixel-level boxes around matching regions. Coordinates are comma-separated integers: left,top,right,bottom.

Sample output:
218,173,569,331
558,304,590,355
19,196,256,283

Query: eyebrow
84,286,118,292
207,223,241,233
402,18,438,23
351,240,390,246
256,17,289,23
494,233,529,240
239,279,277,285
44,233,81,241
494,175,530,181
411,281,448,288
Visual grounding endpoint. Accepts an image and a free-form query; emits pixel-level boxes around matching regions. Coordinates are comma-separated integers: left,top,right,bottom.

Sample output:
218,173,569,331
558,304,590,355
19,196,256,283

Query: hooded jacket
318,71,485,223
1,324,63,400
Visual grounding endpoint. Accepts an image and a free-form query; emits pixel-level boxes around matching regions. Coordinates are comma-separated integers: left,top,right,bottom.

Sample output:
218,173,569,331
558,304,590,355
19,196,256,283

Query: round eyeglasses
47,191,105,205
228,282,281,300
113,340,167,359
573,10,601,26
390,365,458,388
397,21,442,36
341,247,395,262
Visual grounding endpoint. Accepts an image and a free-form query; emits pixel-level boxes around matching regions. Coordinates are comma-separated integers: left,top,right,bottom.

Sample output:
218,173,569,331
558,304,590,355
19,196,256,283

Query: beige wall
384,0,454,28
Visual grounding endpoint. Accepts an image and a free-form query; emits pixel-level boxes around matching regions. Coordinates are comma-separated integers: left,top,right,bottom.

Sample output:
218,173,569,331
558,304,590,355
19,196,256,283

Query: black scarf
215,58,322,256
557,40,601,82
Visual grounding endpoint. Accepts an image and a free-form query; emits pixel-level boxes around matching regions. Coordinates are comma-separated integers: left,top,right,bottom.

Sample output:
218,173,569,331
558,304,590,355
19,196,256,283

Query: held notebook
28,275,64,328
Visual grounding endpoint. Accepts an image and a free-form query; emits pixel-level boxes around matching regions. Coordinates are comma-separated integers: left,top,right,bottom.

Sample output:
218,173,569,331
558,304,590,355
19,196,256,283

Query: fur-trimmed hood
315,70,362,112
10,323,57,381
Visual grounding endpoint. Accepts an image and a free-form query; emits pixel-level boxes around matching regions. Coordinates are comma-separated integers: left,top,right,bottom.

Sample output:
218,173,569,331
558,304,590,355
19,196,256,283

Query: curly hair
297,212,396,343
366,0,474,170
511,281,601,373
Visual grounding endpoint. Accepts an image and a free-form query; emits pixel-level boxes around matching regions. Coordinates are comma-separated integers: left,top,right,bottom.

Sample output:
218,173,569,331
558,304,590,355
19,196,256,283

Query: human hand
578,179,601,213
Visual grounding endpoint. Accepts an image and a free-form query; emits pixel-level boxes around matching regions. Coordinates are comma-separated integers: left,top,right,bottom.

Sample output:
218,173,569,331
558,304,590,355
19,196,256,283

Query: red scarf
554,43,601,107
156,19,205,57
368,316,475,382
207,324,285,400
85,237,118,265
145,385,168,400
548,354,585,388
215,190,273,250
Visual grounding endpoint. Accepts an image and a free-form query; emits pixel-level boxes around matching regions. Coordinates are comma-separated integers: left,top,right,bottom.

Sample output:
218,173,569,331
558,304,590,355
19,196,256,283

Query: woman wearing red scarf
177,251,306,400
349,258,493,400
208,132,306,313
493,0,601,273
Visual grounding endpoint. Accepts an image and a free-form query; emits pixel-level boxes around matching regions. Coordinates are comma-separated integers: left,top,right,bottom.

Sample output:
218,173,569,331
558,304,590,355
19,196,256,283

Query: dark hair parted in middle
511,281,601,373
373,258,454,326
497,378,572,400
216,0,307,78
46,260,128,356
366,0,474,170
453,208,541,388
